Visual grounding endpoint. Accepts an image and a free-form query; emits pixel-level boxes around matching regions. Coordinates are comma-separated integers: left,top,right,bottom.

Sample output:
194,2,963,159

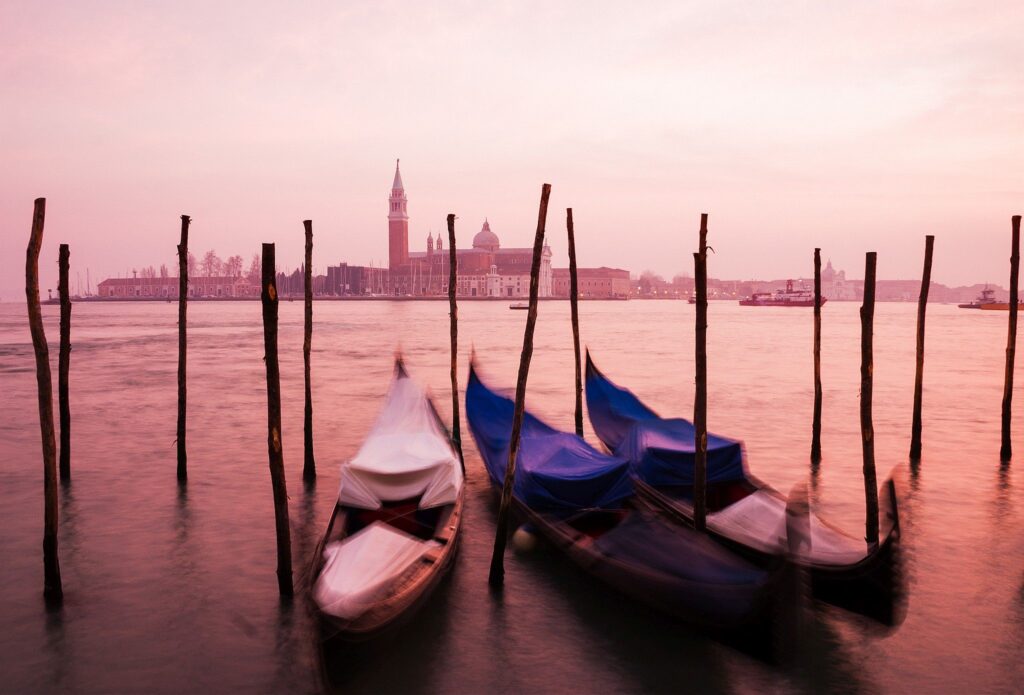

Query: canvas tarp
586,354,747,486
616,418,746,487
338,370,462,510
466,367,633,512
708,490,868,564
584,354,659,451
313,521,437,620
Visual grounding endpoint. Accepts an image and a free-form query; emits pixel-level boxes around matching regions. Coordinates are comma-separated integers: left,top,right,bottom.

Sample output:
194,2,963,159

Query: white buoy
511,525,538,553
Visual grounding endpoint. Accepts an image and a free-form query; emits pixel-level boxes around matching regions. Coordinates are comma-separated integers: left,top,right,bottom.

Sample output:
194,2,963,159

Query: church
386,161,553,297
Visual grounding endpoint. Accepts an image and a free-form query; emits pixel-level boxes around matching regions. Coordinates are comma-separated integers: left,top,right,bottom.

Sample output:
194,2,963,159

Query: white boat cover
313,521,438,620
338,372,463,510
708,490,869,566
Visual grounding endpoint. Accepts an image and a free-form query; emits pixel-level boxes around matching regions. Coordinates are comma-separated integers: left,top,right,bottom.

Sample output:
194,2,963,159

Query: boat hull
501,492,783,633
311,490,464,642
738,297,826,307
632,477,903,625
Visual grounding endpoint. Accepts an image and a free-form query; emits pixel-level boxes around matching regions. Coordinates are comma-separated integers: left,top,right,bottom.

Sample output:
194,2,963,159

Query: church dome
472,219,500,251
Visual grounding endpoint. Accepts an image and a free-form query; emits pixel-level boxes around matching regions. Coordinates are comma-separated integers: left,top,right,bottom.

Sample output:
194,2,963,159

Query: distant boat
959,287,996,309
310,358,464,641
687,295,696,304
739,280,822,307
509,302,529,310
979,300,1024,311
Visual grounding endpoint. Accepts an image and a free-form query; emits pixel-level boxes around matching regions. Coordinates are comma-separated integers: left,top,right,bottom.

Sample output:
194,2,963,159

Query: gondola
466,363,787,633
310,358,465,641
585,351,903,624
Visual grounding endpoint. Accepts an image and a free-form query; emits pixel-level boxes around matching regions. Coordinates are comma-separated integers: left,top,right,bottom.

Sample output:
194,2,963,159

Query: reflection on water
0,300,1023,692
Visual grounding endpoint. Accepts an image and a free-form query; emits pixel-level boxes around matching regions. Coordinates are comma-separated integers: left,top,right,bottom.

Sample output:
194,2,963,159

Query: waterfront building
821,259,856,300
97,275,257,299
324,263,390,296
384,161,553,297
552,267,631,298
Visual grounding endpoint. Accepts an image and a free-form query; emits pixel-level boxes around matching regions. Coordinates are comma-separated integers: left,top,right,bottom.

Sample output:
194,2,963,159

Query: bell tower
388,159,409,270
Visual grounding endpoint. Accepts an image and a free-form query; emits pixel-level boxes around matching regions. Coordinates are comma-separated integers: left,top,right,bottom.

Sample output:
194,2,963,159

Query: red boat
739,280,824,307
958,287,996,309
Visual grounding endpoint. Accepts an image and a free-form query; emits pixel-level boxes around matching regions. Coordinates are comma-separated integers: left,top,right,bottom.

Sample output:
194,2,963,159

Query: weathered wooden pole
58,243,72,482
1001,215,1021,462
910,235,935,461
447,213,465,472
693,213,709,533
811,248,822,464
302,220,316,482
861,252,880,546
489,183,551,587
26,198,63,602
176,215,190,482
567,208,584,437
261,243,294,597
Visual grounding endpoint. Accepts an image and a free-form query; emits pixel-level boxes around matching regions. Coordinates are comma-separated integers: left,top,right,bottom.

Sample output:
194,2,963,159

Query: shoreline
38,295,634,305
27,295,949,305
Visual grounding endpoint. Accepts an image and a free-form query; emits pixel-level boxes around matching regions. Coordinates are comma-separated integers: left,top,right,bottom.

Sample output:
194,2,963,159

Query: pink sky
1,1,1021,299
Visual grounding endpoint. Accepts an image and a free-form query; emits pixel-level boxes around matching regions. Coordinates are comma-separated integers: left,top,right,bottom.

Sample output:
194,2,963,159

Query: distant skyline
1,1,1022,301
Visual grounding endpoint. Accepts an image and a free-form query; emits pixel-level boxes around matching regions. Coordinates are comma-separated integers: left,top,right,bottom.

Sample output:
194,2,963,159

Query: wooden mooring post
447,214,465,471
176,215,190,482
489,183,551,588
58,243,72,482
302,220,316,482
811,248,822,464
910,235,935,461
1001,215,1021,462
261,243,294,597
26,198,63,602
861,252,880,546
693,213,709,533
567,208,583,437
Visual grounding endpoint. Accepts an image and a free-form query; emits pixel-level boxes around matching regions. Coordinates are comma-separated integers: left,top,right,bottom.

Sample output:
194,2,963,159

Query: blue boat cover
466,366,634,512
585,353,748,487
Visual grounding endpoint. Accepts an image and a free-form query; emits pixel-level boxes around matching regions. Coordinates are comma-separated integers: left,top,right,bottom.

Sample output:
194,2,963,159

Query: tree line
133,251,262,282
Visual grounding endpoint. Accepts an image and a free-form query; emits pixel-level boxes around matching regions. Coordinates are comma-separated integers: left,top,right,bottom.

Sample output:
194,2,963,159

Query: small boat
979,300,1023,311
958,286,996,309
311,358,464,640
687,295,697,304
466,363,785,632
585,352,902,624
509,302,529,310
739,280,823,307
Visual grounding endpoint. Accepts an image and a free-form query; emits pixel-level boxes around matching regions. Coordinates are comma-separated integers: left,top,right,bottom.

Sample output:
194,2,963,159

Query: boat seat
346,498,444,541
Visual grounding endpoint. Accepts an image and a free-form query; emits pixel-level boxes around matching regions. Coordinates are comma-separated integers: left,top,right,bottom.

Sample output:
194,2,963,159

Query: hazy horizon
2,1,1022,300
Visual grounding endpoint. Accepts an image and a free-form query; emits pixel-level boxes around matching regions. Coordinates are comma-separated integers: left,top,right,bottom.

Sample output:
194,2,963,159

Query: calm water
1,299,1022,694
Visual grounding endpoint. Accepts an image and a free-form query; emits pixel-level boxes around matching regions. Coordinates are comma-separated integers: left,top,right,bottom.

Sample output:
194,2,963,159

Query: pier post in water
447,214,465,471
302,220,316,482
811,248,822,464
910,235,935,461
26,198,63,602
1001,215,1021,462
568,208,583,437
861,252,880,546
58,243,72,482
693,213,709,533
261,243,294,597
489,183,551,587
176,215,190,482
